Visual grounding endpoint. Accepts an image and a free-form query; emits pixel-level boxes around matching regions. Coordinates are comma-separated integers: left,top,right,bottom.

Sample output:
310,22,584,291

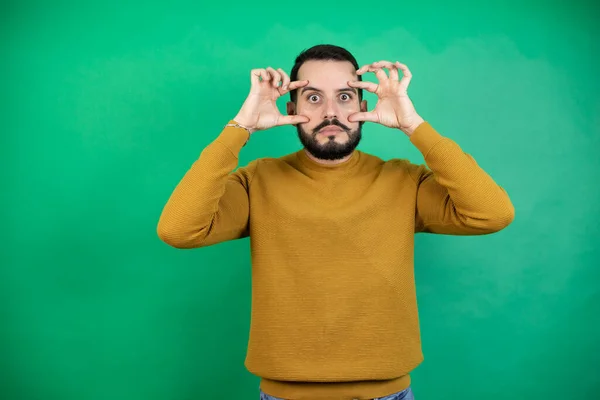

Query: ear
286,101,296,116
360,99,367,112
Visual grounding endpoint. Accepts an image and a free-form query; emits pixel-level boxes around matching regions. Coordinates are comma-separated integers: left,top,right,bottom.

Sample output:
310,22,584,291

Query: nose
322,98,340,120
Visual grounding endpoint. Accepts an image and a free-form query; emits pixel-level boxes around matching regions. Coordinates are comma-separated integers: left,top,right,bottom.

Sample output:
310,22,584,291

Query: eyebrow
300,86,358,95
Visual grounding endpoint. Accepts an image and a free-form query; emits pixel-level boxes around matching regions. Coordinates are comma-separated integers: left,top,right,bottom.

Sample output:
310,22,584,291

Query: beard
296,118,363,161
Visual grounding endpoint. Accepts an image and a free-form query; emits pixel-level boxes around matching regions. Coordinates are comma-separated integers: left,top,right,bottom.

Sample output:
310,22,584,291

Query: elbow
493,209,515,231
157,225,186,249
494,188,516,230
483,202,515,233
156,222,202,249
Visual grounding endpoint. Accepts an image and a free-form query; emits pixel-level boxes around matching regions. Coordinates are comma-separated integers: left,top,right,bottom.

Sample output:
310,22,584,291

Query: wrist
233,116,257,134
400,115,425,137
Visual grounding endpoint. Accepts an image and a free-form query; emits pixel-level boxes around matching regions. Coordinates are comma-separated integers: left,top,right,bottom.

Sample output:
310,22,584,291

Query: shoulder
232,151,299,177
251,151,302,172
359,150,429,184
359,150,418,172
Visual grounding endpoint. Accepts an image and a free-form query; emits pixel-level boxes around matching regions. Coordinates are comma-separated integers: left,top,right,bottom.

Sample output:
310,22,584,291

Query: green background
2,1,599,399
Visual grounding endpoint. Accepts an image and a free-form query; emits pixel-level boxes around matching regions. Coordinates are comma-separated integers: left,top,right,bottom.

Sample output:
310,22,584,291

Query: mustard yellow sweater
157,121,514,400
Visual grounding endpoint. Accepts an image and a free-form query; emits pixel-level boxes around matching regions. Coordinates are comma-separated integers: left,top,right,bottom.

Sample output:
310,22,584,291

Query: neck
304,149,353,165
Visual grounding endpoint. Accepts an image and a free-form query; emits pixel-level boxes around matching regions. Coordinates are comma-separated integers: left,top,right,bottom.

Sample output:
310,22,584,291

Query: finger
356,63,378,75
266,67,282,88
278,68,291,90
287,79,309,91
396,62,412,90
348,111,379,123
356,63,372,74
348,80,378,93
260,69,270,82
372,60,396,69
277,114,310,126
357,65,388,82
389,62,400,81
358,60,392,72
373,61,402,81
251,69,265,86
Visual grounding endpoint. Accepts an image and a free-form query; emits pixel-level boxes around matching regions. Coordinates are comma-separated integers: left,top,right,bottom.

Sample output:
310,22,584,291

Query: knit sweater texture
157,121,515,400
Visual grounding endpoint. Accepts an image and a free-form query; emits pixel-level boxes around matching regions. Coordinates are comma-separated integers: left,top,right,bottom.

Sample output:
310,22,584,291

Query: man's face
287,60,367,160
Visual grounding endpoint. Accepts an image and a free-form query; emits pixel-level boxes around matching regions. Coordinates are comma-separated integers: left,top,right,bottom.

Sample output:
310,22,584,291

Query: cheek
339,103,361,121
341,102,358,111
297,105,320,125
297,102,359,122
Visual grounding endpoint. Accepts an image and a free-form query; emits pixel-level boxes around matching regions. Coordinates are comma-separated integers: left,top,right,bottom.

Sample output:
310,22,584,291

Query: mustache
312,119,350,135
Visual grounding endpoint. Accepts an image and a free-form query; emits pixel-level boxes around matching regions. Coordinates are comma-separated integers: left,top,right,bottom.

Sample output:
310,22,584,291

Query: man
157,44,515,400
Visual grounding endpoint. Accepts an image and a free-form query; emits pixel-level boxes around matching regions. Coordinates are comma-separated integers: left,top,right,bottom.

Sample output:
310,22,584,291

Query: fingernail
283,85,288,90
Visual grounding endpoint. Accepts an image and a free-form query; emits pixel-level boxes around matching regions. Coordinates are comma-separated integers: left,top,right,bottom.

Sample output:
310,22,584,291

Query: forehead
297,60,357,88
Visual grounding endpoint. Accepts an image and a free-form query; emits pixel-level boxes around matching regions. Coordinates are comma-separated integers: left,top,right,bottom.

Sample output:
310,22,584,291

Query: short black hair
289,44,363,103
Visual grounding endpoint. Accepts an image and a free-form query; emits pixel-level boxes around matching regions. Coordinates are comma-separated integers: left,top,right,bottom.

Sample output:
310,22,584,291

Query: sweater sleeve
406,122,515,235
157,122,258,248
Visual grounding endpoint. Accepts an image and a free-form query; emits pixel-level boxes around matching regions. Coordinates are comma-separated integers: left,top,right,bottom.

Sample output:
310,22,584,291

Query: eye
307,94,320,103
340,93,352,101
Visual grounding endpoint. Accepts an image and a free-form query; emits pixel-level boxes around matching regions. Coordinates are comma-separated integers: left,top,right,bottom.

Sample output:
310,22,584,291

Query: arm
347,60,514,234
406,122,515,235
157,66,309,248
156,122,256,249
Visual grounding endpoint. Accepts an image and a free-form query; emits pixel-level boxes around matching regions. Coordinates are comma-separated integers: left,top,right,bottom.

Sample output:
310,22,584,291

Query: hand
347,61,424,136
234,67,310,133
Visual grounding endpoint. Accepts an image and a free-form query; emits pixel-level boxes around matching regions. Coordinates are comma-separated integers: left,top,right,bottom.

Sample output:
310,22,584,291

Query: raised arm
406,122,514,235
157,124,255,249
348,60,514,235
157,66,309,248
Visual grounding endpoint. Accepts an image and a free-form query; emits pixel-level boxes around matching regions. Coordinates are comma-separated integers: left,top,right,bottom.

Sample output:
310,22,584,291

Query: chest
248,168,417,230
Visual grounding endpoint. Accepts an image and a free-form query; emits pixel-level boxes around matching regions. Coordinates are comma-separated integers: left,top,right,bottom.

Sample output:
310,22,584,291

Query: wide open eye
307,94,320,103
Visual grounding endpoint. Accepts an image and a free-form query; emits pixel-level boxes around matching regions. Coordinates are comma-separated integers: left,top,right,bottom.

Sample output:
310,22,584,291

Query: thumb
277,115,310,126
348,111,378,123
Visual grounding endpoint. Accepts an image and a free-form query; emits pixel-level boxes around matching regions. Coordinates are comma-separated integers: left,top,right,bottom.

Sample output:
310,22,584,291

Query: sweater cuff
408,121,445,159
215,120,251,156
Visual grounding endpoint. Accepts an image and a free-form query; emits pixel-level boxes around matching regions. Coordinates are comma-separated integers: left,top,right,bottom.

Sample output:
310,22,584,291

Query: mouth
319,126,344,134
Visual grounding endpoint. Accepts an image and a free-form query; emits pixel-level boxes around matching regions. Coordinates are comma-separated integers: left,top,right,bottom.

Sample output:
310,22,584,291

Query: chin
296,125,362,161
